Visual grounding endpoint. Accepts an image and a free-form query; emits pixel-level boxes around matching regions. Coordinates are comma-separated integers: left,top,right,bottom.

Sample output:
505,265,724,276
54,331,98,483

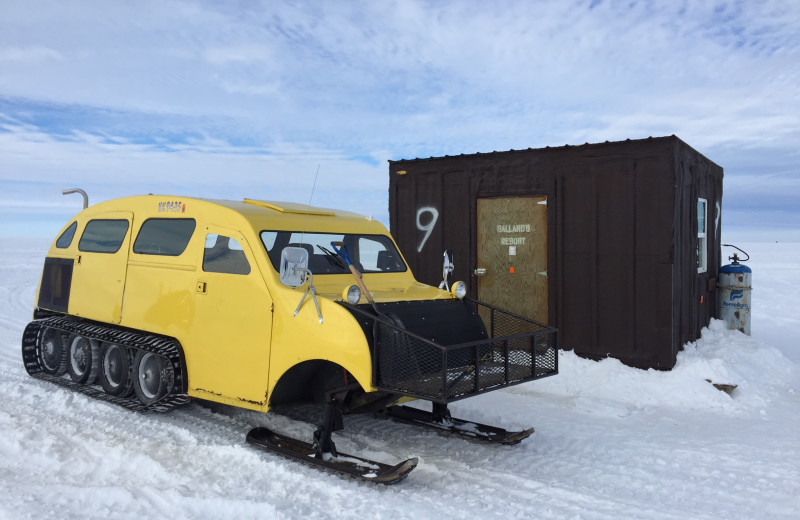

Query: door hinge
537,271,548,278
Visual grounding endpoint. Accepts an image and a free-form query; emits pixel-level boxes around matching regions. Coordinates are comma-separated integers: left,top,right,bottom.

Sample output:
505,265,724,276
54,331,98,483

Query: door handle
474,268,487,276
196,281,207,294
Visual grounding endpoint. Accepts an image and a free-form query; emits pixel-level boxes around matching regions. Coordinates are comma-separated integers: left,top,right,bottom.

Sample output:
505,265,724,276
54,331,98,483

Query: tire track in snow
0,245,43,369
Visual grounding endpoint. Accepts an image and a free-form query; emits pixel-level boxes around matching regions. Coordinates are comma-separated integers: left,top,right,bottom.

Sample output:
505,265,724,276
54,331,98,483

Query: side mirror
279,246,309,286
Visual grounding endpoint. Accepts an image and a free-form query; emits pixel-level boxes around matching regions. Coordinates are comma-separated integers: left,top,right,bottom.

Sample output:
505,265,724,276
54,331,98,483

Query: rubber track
22,316,190,413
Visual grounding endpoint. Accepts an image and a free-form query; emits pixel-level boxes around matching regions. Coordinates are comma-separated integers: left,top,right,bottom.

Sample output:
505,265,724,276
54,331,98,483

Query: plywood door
477,196,548,323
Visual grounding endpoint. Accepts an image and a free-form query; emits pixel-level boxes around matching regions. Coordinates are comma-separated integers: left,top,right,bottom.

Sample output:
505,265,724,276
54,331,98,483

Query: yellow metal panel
186,226,273,409
243,199,335,216
69,211,132,324
267,292,374,397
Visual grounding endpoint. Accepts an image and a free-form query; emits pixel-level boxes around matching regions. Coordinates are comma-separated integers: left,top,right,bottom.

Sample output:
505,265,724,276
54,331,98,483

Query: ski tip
370,457,419,485
499,427,535,445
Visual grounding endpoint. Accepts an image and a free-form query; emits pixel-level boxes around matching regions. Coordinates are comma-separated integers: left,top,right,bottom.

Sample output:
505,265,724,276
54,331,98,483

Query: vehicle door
70,212,133,324
190,226,273,406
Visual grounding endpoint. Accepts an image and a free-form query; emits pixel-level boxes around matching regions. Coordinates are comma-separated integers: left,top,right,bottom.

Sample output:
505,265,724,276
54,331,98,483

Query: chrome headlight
451,281,467,299
343,284,361,304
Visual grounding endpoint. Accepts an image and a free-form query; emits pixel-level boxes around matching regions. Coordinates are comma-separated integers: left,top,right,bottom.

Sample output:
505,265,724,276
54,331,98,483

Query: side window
358,237,387,271
78,219,129,253
358,236,405,272
261,231,278,251
203,234,251,275
56,221,78,249
697,198,707,273
133,218,196,256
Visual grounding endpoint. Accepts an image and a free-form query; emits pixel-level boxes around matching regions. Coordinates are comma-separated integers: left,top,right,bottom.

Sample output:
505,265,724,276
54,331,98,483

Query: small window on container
203,234,251,275
55,221,78,249
697,198,707,273
133,218,196,256
78,219,130,253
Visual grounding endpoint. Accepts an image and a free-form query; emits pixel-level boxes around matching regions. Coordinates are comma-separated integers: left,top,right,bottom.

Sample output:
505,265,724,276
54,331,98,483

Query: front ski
246,427,418,485
380,405,534,445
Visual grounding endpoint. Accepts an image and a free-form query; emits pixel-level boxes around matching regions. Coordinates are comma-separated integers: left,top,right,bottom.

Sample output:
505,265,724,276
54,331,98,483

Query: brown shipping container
389,135,724,370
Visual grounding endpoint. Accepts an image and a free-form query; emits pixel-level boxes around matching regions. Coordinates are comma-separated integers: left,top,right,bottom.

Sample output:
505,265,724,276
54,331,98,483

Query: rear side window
133,218,196,256
203,234,251,275
55,221,78,249
78,219,129,253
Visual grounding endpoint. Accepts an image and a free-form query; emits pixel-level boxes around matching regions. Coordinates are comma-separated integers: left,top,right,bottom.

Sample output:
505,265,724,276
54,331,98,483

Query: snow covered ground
1,239,798,520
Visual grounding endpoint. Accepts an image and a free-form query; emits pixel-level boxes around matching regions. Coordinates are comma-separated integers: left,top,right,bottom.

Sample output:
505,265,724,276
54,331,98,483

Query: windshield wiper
317,245,347,270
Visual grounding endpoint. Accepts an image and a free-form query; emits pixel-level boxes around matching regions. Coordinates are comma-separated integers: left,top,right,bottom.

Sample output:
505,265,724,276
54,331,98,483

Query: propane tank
718,244,751,335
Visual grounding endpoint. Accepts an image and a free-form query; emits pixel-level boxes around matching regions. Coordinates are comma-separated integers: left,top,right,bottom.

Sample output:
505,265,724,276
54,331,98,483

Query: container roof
389,135,684,164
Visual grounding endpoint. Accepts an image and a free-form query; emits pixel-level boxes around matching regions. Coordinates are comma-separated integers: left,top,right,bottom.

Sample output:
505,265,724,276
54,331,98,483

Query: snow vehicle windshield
260,230,407,275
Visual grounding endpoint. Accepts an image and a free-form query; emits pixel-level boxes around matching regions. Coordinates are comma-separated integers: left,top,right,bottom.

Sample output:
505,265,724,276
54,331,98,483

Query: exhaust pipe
62,188,89,209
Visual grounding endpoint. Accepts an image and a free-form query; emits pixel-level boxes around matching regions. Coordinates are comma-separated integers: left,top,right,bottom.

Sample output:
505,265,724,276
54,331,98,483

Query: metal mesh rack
348,300,558,403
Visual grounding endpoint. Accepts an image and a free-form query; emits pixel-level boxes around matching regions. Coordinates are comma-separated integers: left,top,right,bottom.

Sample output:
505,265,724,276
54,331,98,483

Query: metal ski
380,404,534,445
246,427,418,485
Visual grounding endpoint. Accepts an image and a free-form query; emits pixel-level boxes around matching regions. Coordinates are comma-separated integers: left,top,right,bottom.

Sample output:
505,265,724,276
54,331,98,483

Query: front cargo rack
344,299,558,404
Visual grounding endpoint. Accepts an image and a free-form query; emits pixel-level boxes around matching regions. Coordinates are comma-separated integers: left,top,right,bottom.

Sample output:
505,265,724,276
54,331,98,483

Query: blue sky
1,0,799,240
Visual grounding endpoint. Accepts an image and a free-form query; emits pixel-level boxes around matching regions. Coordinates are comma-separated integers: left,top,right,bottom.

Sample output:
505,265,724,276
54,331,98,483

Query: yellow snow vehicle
23,195,557,483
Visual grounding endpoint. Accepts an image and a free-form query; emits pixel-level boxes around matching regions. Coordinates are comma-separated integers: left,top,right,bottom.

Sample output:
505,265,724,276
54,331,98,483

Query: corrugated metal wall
389,136,723,370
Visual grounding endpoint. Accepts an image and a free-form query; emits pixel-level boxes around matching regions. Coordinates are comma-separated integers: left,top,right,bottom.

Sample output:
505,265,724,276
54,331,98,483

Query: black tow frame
343,298,558,404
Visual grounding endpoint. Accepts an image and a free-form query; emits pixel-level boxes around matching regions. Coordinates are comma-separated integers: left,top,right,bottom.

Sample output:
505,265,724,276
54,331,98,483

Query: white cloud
204,44,275,65
0,46,62,62
1,0,799,237
0,116,391,237
220,79,281,97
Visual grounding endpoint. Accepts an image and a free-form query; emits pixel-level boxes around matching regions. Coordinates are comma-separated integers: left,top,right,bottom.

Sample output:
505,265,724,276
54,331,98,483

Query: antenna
308,164,320,209
299,165,320,245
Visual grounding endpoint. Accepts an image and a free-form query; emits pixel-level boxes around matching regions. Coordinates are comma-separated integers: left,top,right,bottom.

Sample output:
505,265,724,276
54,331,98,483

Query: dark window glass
133,218,196,256
203,234,251,275
78,219,129,253
55,221,78,249
260,231,407,275
38,257,73,312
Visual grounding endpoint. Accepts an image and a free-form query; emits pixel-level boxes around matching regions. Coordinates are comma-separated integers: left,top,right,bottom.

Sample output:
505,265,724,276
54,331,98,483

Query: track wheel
67,334,100,384
100,343,133,397
133,350,172,405
39,327,67,376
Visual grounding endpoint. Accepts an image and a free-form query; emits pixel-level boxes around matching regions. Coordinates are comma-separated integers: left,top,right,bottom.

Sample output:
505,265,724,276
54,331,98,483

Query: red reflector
509,266,515,274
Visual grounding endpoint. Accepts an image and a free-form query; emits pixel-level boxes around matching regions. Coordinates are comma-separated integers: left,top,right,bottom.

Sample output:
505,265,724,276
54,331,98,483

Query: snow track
1,241,799,519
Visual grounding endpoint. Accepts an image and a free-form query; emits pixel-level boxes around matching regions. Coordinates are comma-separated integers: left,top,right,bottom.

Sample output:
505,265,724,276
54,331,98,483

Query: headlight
451,281,467,299
343,284,361,304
